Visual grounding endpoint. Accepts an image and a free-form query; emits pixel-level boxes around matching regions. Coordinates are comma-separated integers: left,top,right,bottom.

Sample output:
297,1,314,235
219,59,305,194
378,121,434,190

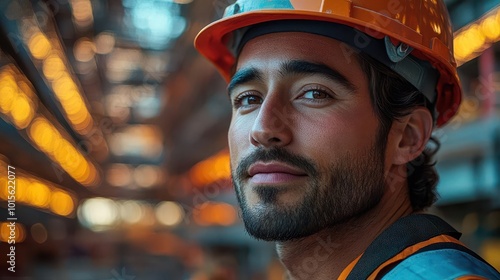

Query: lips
247,162,307,184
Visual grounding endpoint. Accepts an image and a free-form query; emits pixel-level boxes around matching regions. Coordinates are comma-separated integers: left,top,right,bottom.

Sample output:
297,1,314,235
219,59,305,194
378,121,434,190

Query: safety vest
340,214,500,279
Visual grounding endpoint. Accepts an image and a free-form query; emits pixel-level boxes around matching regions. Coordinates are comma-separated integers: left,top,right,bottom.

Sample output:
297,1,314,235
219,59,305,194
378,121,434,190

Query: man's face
228,32,387,241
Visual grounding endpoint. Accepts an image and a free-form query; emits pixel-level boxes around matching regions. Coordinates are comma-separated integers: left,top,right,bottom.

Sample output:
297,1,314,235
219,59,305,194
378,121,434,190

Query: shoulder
382,248,500,280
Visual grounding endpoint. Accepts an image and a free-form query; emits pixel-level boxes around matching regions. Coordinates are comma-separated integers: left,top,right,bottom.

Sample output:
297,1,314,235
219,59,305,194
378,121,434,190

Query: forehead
235,32,364,76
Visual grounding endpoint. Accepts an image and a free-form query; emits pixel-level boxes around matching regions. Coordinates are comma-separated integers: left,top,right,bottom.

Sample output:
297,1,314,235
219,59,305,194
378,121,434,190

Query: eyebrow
280,60,357,92
227,59,356,96
227,68,263,96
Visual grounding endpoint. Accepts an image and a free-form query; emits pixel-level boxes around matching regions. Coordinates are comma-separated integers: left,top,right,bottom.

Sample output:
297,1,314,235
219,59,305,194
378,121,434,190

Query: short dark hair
356,53,440,211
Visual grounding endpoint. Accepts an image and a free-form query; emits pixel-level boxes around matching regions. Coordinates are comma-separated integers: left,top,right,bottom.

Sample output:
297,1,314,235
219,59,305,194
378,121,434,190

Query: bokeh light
155,201,185,227
454,7,500,65
31,223,48,244
50,191,75,217
28,32,52,60
78,198,120,231
0,222,26,243
119,200,146,224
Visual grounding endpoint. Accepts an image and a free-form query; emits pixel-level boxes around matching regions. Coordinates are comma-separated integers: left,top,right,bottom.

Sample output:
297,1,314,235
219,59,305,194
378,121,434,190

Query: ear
391,107,433,165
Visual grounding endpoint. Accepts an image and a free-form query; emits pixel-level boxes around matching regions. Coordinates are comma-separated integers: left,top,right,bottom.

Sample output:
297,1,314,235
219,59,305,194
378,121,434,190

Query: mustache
235,148,318,179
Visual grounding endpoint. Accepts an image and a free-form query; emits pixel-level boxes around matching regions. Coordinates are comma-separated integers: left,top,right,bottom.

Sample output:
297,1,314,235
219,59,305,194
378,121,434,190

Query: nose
250,96,293,148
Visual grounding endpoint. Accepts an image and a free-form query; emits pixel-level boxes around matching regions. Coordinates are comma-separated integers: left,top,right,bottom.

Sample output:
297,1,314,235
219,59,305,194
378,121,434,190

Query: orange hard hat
195,0,462,126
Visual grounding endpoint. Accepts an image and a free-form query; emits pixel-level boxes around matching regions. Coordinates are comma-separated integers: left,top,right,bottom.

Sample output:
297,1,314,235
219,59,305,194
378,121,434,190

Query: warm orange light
70,110,93,132
0,67,37,129
481,16,500,40
14,177,28,203
65,155,99,186
0,67,16,84
0,70,17,114
62,97,90,129
72,0,94,23
193,202,237,226
469,25,486,50
213,203,237,226
190,150,231,187
453,34,467,60
28,32,52,60
10,95,34,129
431,21,442,35
82,164,99,185
0,156,79,217
28,117,97,186
17,80,36,99
43,53,65,80
15,26,97,138
52,84,93,134
71,159,90,182
53,140,82,171
50,191,74,216
52,75,77,100
64,95,86,115
106,164,132,187
0,177,7,200
193,203,210,226
67,106,89,123
481,239,500,271
455,6,500,65
30,118,57,154
73,38,96,62
27,181,51,208
0,223,26,243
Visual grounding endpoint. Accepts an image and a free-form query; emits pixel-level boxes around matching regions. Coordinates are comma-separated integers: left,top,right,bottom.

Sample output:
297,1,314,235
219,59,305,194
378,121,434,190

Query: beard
231,135,387,242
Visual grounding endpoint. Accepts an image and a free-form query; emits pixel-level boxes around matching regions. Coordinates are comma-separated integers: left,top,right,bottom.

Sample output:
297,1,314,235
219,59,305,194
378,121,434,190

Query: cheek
293,106,379,164
305,114,375,141
330,101,379,147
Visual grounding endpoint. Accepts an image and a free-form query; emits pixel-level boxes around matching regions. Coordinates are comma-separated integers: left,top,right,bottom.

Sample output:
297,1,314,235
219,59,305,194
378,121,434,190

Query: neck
276,182,413,280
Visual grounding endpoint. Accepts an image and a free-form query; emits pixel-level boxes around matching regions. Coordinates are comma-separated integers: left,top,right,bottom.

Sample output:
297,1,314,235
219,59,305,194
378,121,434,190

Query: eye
300,87,332,100
232,92,263,108
302,89,330,99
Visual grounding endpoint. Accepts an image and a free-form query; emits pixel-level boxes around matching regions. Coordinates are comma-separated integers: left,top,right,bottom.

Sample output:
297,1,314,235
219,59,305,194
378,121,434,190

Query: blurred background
0,0,499,279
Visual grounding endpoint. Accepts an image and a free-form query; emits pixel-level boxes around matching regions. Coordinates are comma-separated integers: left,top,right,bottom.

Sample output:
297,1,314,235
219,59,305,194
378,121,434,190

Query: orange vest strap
345,214,461,280
366,235,464,279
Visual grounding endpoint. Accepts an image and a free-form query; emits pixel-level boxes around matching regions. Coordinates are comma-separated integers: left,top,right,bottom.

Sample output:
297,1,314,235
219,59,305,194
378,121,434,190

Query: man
195,0,500,279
